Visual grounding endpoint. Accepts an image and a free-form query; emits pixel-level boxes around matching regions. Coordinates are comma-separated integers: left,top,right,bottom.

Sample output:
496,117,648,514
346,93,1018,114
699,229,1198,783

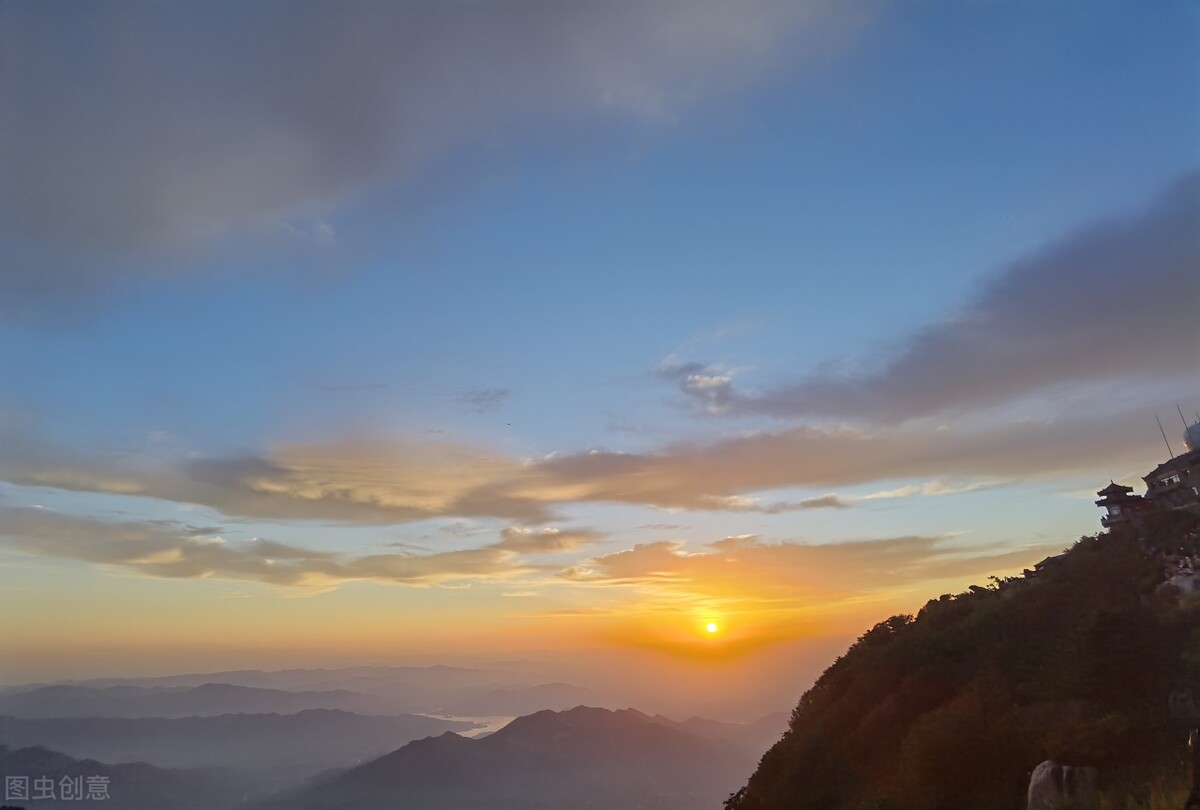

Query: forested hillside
727,513,1200,810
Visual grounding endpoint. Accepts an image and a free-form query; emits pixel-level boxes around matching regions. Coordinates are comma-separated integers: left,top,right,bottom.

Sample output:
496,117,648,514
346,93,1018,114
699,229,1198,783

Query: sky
1,1,1198,706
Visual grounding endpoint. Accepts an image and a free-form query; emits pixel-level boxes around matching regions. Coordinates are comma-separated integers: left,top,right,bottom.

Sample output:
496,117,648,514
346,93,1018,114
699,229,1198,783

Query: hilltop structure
1097,421,1200,528
1095,481,1150,529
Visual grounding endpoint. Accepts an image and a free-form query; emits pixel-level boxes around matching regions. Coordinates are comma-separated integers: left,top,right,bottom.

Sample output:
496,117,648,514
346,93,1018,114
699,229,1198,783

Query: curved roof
1096,481,1134,497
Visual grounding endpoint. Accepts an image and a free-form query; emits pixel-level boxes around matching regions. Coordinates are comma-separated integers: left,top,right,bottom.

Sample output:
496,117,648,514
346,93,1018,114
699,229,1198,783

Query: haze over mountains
650,712,788,755
0,663,788,808
0,744,254,810
0,665,622,718
268,706,759,810
1,657,824,723
0,710,476,773
443,683,613,717
0,683,397,719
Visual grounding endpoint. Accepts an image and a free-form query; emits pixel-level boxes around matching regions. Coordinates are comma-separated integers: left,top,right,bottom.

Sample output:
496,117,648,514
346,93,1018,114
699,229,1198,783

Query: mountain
0,665,545,715
269,706,755,810
441,682,613,716
0,709,478,774
0,744,255,810
2,664,489,693
726,513,1200,810
0,682,400,718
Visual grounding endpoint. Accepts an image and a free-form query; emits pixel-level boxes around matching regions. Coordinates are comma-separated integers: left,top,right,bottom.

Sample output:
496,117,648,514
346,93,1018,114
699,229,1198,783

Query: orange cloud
559,533,1058,615
0,505,564,590
542,532,1062,660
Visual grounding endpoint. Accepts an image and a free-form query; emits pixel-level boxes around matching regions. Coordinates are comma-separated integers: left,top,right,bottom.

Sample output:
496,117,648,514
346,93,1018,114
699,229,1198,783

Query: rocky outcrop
1027,760,1098,810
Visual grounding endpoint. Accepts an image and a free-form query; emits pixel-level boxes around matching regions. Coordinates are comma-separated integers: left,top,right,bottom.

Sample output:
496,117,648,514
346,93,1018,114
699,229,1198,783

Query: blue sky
1,0,1197,686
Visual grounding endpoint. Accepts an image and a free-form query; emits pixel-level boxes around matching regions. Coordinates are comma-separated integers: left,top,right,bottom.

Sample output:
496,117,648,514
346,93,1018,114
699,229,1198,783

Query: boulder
1027,760,1098,810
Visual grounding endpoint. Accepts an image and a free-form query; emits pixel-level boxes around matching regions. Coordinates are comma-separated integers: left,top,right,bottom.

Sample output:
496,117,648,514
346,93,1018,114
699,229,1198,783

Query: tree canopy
727,514,1200,810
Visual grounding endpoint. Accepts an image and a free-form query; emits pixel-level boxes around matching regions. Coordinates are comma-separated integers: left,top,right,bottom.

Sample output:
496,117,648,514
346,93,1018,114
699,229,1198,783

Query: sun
705,622,719,634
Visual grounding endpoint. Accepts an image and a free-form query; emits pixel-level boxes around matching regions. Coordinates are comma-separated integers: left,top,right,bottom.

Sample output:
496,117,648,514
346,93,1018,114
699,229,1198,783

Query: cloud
491,407,1164,512
558,533,1057,610
858,478,1008,501
696,493,851,512
0,505,540,590
669,173,1200,422
656,360,738,415
0,403,1173,523
282,219,336,246
496,526,600,554
0,438,551,524
0,0,862,307
793,494,852,509
454,388,511,415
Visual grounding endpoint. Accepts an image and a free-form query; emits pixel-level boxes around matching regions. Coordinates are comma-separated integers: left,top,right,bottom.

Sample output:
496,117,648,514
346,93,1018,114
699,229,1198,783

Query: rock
1027,760,1098,810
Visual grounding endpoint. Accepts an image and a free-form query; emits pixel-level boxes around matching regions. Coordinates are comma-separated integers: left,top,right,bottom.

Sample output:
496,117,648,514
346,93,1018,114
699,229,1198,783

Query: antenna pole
1157,415,1176,459
1178,404,1190,431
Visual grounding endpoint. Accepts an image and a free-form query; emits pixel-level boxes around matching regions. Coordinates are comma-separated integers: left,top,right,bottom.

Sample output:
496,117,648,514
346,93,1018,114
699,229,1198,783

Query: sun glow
705,622,719,634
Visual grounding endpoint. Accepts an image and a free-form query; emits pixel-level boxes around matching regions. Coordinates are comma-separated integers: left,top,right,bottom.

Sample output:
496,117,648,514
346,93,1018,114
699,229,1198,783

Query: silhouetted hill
0,682,398,718
0,709,477,773
0,744,254,810
727,515,1200,810
269,706,755,810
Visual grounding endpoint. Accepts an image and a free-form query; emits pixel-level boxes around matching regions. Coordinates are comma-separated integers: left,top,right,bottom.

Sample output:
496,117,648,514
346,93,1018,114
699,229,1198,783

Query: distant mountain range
0,709,477,773
0,669,621,719
0,744,253,810
4,664,508,696
441,682,612,716
0,682,401,718
0,665,789,808
264,706,756,810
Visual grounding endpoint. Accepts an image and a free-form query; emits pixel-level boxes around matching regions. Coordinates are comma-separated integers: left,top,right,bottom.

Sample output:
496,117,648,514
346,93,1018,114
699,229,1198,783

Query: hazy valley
0,664,788,809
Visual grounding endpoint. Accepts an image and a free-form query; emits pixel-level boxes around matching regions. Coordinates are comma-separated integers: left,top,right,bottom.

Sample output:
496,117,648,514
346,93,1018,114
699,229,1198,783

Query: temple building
1143,448,1200,510
1095,481,1149,529
1097,421,1200,528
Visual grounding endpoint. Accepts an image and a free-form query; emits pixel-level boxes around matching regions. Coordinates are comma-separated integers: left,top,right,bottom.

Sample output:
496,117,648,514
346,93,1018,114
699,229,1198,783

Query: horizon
2,0,1198,719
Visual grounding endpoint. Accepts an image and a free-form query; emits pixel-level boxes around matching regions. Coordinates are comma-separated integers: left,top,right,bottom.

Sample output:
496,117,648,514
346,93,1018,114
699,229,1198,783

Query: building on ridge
1095,481,1149,529
1143,447,1200,510
1096,419,1200,529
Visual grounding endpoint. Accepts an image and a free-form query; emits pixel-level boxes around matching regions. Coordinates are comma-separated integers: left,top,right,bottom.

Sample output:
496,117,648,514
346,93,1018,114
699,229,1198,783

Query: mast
1157,415,1176,459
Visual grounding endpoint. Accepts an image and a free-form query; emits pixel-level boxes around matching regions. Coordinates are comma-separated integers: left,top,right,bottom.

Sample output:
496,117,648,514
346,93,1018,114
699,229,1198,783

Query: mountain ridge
0,682,396,718
0,709,477,772
0,744,256,810
726,515,1200,809
267,705,755,810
